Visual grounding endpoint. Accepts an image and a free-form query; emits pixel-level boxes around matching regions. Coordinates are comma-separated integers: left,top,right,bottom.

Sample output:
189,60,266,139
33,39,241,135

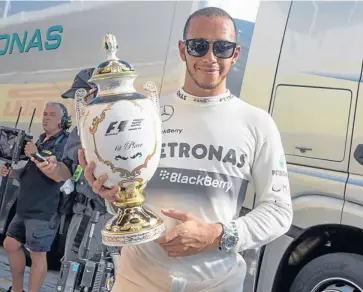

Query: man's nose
203,44,217,62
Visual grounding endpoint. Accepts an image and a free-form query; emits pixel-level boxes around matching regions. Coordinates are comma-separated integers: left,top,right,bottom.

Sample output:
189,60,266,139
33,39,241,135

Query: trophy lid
89,33,138,82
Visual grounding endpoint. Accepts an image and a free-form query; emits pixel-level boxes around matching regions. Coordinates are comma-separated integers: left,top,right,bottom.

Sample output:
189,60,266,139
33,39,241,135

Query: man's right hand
0,165,10,177
78,149,119,202
31,155,57,175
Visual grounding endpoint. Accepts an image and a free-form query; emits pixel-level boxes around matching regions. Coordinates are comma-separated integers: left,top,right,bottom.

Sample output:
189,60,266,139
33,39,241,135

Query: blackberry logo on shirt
162,128,183,134
161,142,247,169
159,169,233,192
159,169,170,180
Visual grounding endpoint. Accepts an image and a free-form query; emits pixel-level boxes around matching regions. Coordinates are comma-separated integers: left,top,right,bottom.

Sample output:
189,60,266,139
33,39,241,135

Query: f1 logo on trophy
77,33,165,246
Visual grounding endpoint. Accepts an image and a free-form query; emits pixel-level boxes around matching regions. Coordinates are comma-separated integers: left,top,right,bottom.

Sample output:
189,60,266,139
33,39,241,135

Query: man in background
1,102,70,292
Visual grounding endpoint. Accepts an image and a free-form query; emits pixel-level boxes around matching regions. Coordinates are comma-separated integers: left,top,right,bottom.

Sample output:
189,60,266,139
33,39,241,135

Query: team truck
240,1,363,291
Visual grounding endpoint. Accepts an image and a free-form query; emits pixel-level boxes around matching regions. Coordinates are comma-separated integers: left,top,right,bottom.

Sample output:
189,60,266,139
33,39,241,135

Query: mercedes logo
160,105,174,122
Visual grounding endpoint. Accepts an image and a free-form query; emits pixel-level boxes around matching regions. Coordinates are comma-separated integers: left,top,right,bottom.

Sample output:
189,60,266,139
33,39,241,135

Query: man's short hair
45,102,69,120
183,7,237,41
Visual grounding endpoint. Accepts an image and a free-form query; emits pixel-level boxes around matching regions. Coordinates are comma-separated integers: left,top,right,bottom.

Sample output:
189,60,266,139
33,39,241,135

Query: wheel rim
311,277,363,292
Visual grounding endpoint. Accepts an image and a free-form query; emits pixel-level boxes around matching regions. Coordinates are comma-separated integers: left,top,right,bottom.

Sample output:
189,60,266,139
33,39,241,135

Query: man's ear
178,40,186,62
232,45,241,64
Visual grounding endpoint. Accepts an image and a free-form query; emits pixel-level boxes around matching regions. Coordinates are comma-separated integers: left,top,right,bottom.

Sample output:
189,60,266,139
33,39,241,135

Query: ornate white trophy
78,33,165,246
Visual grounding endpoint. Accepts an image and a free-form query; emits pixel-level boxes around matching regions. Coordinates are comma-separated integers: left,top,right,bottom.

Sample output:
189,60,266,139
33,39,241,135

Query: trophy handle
143,81,160,117
74,88,88,135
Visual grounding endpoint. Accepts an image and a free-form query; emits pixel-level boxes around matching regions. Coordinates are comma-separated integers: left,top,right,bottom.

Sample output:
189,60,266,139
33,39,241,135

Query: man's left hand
155,209,223,257
24,141,37,157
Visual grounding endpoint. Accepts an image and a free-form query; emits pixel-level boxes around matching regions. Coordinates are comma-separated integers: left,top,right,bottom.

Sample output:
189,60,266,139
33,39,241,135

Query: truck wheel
290,252,363,292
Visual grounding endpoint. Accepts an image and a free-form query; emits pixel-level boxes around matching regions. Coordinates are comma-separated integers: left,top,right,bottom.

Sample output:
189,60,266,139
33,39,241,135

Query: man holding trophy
38,6,293,292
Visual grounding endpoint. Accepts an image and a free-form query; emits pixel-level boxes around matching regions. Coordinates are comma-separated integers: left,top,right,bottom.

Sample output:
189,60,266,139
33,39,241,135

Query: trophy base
101,204,165,246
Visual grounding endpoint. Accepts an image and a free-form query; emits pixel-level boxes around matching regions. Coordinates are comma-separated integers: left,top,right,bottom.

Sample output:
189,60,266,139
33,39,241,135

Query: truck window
272,85,352,162
220,2,258,97
227,18,255,97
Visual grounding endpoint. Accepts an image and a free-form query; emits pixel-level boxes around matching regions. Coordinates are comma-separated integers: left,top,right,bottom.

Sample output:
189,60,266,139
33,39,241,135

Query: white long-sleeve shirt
109,89,293,291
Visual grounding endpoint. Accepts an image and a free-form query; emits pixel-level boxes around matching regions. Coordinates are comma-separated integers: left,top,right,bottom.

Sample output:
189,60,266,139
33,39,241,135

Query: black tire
290,252,363,292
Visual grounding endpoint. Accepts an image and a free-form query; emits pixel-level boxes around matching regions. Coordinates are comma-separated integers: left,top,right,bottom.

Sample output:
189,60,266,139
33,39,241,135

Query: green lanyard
71,165,83,182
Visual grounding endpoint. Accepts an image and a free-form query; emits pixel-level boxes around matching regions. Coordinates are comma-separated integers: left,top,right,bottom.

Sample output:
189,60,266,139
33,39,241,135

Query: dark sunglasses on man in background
184,38,237,59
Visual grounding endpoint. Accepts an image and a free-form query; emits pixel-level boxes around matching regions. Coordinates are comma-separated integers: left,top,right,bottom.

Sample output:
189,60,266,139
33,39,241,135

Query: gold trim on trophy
89,104,113,135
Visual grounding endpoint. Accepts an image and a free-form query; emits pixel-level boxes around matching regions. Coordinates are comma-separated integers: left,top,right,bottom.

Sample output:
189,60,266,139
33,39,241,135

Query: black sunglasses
184,38,237,59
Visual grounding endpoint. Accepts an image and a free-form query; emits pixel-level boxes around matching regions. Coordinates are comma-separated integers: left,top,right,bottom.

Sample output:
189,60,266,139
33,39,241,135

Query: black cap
61,68,96,99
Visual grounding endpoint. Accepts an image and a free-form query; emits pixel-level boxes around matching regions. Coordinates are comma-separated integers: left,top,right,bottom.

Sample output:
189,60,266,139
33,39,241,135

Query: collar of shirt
38,130,65,144
36,130,67,152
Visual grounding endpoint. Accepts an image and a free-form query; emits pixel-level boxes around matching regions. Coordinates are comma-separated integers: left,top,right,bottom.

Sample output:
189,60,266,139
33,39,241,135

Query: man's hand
0,165,10,177
31,155,57,175
78,148,119,202
155,209,223,258
24,141,37,157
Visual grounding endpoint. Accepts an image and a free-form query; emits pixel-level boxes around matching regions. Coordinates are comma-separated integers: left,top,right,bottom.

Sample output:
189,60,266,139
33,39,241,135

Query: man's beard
186,61,226,91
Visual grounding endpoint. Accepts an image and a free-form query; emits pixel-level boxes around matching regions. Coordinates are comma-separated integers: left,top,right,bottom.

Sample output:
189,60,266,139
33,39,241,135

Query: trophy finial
103,33,118,61
89,33,138,87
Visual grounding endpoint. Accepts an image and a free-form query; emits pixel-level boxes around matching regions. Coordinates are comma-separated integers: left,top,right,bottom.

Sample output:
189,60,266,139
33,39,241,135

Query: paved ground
0,247,59,292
